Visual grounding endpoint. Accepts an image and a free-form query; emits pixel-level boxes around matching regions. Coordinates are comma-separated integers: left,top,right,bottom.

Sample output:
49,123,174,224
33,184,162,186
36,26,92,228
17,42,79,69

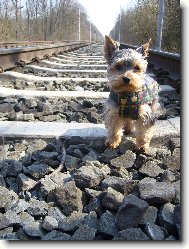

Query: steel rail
0,41,93,71
0,40,92,49
119,43,180,80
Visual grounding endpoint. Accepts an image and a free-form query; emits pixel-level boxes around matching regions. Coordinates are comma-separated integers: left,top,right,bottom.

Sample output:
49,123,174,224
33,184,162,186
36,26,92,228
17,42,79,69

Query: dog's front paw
134,144,149,154
105,139,121,149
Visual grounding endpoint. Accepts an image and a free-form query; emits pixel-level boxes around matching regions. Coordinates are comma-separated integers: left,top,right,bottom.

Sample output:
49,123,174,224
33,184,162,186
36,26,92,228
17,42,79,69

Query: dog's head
104,35,151,93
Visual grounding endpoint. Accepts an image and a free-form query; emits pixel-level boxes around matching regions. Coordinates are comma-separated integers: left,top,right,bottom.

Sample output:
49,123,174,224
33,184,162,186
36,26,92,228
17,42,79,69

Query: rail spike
52,52,58,57
32,57,40,64
43,54,50,60
15,60,26,68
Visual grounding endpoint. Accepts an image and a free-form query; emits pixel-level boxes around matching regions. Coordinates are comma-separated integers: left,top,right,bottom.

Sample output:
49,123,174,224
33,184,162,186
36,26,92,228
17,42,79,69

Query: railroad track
0,42,180,241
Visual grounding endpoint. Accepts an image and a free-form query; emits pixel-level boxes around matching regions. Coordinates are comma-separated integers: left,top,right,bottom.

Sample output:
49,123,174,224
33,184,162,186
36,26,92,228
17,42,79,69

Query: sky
78,0,128,37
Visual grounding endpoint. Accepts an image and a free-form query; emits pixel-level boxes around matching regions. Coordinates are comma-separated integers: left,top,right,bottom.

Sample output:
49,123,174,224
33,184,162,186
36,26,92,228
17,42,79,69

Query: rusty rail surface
0,41,93,71
0,41,55,49
119,43,180,81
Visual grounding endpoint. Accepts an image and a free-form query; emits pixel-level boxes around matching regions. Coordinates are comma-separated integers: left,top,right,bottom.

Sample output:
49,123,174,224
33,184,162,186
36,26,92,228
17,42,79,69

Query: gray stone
6,199,30,213
85,188,102,198
0,174,6,187
99,148,119,163
0,233,19,240
0,227,13,237
144,223,165,240
64,136,85,147
49,172,71,186
42,216,58,231
48,207,66,223
26,139,47,153
25,162,53,179
18,211,35,225
114,228,149,240
64,155,80,172
173,180,180,204
58,211,87,232
134,154,147,169
0,211,21,229
0,186,18,208
138,182,175,204
164,235,176,240
83,211,98,229
163,155,180,171
71,225,96,240
6,161,23,177
158,202,176,234
15,228,29,240
44,139,63,153
140,177,156,183
0,161,13,177
98,210,118,237
139,160,164,177
101,187,124,211
173,205,180,237
0,103,13,113
172,149,180,159
14,142,27,153
83,151,98,162
140,206,158,225
115,194,149,230
119,140,136,154
73,149,83,158
54,181,83,216
111,166,131,179
160,169,176,182
42,230,71,240
84,196,104,217
32,151,58,161
17,173,37,191
169,138,180,150
73,164,106,188
155,148,171,160
27,198,49,217
22,113,34,121
22,220,44,238
110,150,136,169
101,176,137,194
40,175,57,197
6,179,19,194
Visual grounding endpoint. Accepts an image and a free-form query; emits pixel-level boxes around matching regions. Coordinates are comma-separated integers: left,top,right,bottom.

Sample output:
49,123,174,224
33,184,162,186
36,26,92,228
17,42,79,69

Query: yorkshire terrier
104,36,160,152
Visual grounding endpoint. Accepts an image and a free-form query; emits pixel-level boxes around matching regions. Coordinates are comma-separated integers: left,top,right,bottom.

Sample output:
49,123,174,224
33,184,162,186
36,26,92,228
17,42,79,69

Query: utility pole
156,0,164,51
78,7,81,41
89,21,91,41
118,6,121,43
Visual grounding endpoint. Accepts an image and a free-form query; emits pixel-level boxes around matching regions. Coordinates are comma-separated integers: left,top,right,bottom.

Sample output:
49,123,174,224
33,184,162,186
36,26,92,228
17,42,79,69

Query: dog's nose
123,76,130,84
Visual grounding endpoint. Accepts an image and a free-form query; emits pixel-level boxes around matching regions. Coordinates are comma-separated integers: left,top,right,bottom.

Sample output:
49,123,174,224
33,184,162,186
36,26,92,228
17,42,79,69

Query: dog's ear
136,38,151,58
104,35,119,63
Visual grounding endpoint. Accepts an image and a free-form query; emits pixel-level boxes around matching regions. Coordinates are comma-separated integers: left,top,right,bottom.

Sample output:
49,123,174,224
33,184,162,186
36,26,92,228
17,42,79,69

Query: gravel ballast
0,136,180,240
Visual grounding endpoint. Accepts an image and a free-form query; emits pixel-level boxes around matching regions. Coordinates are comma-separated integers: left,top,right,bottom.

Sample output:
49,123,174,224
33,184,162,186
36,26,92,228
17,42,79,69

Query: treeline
110,0,180,53
0,0,103,42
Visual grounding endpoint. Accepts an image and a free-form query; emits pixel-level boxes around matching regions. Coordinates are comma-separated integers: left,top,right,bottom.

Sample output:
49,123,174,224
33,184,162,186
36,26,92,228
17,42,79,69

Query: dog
104,35,160,152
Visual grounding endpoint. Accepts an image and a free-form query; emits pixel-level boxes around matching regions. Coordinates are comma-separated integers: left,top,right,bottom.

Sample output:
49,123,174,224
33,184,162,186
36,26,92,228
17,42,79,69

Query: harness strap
109,75,159,120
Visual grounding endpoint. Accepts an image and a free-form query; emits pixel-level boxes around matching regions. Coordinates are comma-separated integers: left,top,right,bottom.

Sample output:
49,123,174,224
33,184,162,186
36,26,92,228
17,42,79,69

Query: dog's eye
115,64,123,70
133,65,140,71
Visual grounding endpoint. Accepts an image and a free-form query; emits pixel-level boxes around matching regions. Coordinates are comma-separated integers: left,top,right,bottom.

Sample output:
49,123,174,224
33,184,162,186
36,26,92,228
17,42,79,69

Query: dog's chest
110,75,159,120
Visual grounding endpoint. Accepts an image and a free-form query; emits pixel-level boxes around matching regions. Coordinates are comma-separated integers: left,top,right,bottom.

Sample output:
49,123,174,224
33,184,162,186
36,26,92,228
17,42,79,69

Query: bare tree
0,0,103,42
110,0,180,53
